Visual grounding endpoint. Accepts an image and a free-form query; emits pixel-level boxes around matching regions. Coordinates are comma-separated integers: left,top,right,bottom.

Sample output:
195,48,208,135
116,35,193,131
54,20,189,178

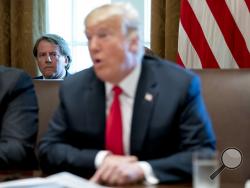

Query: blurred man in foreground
39,3,216,186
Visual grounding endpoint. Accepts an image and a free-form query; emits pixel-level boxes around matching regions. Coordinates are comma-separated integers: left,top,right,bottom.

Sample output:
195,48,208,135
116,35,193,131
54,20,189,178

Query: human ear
63,56,69,67
128,32,139,53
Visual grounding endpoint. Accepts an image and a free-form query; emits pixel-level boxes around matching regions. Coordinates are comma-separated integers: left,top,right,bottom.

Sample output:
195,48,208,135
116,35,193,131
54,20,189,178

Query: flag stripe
178,22,202,68
225,0,250,51
181,0,219,68
244,0,250,11
207,0,250,67
178,0,250,68
188,0,239,68
177,53,185,68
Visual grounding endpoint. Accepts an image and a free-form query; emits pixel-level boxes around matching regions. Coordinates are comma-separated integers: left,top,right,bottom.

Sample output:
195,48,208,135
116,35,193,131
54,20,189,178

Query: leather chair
194,69,250,183
33,80,62,143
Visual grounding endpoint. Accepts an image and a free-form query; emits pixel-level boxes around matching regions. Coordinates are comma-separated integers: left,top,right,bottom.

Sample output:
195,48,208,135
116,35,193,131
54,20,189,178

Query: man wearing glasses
33,34,72,79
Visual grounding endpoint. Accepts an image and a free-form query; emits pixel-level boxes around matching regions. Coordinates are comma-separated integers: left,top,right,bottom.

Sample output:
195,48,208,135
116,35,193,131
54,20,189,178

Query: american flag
177,0,250,68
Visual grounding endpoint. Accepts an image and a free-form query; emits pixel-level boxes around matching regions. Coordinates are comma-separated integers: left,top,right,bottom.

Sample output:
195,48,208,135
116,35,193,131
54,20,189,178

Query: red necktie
105,86,124,155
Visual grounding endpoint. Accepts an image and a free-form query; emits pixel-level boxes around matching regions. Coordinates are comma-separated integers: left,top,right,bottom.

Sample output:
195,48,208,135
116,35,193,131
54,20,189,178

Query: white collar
42,70,66,80
105,63,142,98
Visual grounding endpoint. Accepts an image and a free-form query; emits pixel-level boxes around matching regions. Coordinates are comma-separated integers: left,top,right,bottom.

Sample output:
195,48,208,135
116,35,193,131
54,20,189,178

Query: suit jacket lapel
86,72,106,146
130,60,158,155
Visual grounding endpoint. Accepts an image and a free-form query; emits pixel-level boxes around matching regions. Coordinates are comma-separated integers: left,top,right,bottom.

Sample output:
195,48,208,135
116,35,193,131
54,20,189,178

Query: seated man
0,66,38,170
33,34,72,79
38,2,216,186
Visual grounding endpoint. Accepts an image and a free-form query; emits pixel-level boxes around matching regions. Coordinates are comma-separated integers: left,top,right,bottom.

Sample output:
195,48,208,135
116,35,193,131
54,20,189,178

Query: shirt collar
42,70,66,80
105,62,142,98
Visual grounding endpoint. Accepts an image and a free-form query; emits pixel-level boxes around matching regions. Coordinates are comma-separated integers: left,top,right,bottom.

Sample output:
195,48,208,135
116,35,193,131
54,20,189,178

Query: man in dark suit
33,34,72,79
0,66,38,170
38,2,216,186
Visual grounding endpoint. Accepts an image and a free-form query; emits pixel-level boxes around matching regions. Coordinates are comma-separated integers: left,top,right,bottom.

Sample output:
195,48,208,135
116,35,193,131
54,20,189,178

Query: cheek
38,62,46,69
108,44,126,60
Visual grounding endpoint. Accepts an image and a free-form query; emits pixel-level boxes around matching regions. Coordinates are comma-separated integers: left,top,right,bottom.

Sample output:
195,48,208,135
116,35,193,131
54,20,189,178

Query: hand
90,154,145,186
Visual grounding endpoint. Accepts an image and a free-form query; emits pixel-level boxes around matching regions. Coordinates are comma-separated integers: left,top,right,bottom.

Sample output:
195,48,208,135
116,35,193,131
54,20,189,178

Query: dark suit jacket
0,66,38,170
33,71,71,79
38,55,216,182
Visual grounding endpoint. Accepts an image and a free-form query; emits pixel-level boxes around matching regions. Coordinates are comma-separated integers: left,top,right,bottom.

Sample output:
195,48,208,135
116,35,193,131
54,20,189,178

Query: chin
44,74,54,79
95,72,114,83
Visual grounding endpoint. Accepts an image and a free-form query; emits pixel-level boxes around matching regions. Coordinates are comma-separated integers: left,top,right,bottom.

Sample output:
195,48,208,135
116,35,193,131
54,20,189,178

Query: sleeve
38,85,100,178
138,161,159,185
147,75,216,183
0,71,38,169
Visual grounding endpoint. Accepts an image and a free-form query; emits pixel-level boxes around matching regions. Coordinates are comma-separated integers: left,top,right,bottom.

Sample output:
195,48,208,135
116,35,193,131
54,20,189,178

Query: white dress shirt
94,62,159,184
42,69,66,80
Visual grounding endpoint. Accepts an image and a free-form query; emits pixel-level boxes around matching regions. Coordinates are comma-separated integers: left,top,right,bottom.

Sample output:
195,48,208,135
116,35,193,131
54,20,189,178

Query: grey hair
33,34,72,70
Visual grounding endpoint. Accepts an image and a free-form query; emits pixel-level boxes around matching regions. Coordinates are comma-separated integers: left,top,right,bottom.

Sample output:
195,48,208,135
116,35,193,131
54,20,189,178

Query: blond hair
85,2,144,62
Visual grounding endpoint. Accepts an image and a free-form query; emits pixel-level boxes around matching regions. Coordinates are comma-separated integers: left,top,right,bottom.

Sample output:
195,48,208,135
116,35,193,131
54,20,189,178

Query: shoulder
60,67,99,95
141,55,202,102
0,66,32,85
0,65,25,77
0,66,34,98
142,55,198,84
63,67,95,86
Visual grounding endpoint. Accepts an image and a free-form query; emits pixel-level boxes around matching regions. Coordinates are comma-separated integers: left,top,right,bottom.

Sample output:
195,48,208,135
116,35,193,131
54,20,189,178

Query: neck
44,70,66,79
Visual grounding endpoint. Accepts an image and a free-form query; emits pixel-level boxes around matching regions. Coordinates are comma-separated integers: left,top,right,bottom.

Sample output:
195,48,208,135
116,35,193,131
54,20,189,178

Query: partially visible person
38,2,216,186
0,66,38,170
144,46,155,56
33,34,72,79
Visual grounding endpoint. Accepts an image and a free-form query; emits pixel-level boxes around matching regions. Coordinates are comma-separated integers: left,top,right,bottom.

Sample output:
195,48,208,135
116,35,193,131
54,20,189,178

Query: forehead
86,14,122,30
37,40,60,52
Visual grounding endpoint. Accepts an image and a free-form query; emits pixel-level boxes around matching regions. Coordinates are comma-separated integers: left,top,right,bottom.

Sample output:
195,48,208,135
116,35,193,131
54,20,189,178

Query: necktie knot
113,86,122,96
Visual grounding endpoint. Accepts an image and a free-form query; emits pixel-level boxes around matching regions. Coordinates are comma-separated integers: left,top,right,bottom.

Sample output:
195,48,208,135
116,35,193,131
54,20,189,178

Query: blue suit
38,55,216,182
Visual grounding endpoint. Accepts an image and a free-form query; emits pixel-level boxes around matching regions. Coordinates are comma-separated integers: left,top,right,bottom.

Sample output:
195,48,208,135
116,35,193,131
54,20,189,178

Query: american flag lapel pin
144,92,153,102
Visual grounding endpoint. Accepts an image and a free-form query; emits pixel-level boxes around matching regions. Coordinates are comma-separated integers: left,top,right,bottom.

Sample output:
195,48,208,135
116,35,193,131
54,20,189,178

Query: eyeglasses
37,52,61,61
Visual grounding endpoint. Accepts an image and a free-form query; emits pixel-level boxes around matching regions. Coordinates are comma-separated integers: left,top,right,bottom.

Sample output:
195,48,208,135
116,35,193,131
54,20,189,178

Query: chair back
194,69,250,183
33,80,62,142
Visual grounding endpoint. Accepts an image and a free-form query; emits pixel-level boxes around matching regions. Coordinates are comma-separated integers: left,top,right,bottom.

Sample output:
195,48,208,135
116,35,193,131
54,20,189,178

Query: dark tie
105,86,124,155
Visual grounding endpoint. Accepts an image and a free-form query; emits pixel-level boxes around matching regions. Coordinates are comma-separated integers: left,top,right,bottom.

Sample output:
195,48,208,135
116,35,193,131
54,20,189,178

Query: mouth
93,58,101,64
44,67,53,69
44,67,54,71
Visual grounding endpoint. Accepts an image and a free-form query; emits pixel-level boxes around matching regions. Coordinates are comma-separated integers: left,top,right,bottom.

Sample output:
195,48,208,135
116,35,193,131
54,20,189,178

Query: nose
89,37,99,53
45,54,52,64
